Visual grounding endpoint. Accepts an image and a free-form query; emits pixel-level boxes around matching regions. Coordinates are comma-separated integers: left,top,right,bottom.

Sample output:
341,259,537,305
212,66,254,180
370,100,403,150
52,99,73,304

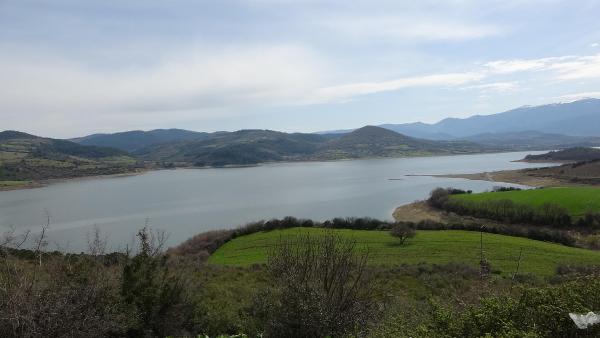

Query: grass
208,228,600,276
451,187,600,217
0,180,31,188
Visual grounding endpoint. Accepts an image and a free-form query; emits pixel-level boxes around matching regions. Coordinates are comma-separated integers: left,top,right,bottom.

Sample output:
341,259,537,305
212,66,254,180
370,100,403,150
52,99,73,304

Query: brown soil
437,170,568,187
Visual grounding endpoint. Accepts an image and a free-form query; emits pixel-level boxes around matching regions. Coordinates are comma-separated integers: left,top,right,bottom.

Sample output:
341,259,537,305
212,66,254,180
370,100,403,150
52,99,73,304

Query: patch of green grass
452,187,600,216
0,180,31,188
209,228,600,276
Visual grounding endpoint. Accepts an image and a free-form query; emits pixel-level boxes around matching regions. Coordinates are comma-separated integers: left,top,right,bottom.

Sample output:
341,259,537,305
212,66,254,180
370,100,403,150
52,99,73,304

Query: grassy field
0,180,31,188
451,187,600,216
208,228,600,276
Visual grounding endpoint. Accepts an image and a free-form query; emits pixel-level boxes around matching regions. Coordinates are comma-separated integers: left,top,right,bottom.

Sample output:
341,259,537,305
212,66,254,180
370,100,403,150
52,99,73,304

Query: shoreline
0,170,148,192
0,149,551,192
428,170,574,188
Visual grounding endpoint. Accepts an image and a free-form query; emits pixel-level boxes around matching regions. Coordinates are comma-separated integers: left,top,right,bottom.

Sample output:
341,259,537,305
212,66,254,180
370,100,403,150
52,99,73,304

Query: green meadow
209,227,600,276
452,187,600,216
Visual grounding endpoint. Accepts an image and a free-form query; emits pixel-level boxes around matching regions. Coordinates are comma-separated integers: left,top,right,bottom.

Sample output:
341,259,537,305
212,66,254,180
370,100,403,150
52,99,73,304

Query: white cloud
0,45,327,135
462,81,519,93
558,91,600,101
591,42,599,48
313,72,484,102
484,54,600,80
484,58,554,73
550,54,600,80
322,16,503,41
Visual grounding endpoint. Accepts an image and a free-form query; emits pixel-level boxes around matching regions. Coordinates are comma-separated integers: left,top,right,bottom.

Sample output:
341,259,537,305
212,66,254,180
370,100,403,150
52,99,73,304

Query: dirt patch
436,170,574,188
393,201,447,223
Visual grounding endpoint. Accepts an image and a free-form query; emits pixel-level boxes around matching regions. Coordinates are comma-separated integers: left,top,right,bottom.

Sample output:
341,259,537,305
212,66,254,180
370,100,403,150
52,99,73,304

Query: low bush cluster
443,198,572,227
171,216,395,257
0,227,199,338
427,187,600,229
428,277,600,337
408,219,577,247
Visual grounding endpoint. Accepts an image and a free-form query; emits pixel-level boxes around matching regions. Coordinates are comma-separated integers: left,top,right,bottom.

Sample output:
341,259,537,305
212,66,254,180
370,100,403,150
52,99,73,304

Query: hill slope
136,129,329,166
137,126,492,166
72,128,209,152
314,126,487,159
208,227,600,276
522,147,600,162
0,130,137,181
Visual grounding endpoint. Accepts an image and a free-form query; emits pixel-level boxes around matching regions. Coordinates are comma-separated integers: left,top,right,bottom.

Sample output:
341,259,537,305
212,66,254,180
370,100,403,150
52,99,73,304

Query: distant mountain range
320,98,600,140
459,131,600,150
2,98,599,177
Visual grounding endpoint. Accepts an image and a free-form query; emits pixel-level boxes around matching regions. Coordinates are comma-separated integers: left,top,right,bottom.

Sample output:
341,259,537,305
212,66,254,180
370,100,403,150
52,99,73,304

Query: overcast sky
2,0,600,138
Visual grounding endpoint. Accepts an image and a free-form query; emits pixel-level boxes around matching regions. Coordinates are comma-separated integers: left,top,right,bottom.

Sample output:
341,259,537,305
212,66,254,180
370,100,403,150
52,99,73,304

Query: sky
1,0,600,138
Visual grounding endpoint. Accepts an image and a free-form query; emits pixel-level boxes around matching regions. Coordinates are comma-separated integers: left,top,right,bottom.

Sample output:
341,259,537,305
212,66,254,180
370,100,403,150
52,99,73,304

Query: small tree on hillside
121,227,194,337
390,223,416,245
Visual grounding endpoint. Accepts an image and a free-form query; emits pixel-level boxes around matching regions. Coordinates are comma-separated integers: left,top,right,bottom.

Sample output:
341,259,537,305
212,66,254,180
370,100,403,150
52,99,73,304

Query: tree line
428,187,600,229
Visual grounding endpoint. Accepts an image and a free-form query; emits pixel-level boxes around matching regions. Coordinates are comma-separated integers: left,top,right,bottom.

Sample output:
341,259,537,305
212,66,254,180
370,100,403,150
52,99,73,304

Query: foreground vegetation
3,216,600,337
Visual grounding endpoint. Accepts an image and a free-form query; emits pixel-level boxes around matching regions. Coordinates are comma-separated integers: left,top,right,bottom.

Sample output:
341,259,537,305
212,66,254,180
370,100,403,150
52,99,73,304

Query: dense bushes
428,276,600,337
0,227,199,338
576,212,600,228
0,255,126,337
443,198,572,227
428,187,576,228
121,228,195,337
171,216,395,258
409,220,577,247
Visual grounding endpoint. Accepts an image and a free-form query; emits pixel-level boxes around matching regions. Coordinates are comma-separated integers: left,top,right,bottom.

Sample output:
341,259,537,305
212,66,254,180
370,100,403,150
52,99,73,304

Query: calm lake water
0,151,555,251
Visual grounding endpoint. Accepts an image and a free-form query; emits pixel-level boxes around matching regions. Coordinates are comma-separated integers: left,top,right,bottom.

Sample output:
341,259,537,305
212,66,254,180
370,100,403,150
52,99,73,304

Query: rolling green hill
135,129,330,166
137,126,493,166
208,227,600,276
451,187,600,217
72,128,210,152
316,126,487,159
0,130,138,182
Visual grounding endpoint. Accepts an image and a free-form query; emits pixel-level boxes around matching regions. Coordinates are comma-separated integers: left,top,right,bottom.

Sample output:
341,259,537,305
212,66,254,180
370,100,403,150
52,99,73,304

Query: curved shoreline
0,149,552,192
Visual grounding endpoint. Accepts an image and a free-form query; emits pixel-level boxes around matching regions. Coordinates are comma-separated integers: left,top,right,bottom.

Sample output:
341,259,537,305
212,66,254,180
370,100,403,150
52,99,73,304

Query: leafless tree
253,231,379,337
390,223,416,245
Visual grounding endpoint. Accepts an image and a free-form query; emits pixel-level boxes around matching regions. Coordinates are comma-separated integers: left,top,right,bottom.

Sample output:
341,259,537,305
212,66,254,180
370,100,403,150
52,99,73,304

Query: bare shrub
121,226,196,337
390,223,416,245
168,229,234,258
251,231,378,337
0,225,125,337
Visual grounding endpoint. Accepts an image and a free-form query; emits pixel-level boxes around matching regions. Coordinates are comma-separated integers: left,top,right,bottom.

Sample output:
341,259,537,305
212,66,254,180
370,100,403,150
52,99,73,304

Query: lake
0,151,554,252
